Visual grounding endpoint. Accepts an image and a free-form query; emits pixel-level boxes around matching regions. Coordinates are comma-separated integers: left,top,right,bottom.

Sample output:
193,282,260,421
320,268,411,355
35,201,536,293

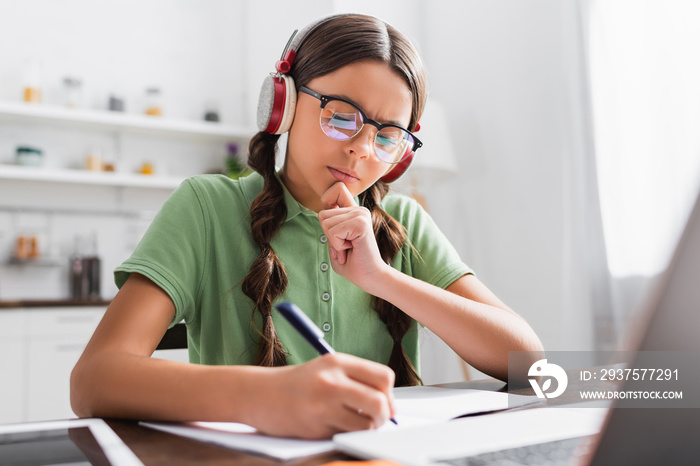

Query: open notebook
142,385,538,461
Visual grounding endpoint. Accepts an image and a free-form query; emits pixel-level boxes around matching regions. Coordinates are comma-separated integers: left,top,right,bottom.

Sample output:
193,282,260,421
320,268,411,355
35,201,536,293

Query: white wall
422,0,594,355
0,0,247,300
0,0,244,122
0,0,598,383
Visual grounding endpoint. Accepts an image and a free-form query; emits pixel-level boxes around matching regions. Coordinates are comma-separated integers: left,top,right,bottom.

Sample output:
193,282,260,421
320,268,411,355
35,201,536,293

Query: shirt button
320,262,329,272
322,292,330,302
322,322,331,332
320,234,327,243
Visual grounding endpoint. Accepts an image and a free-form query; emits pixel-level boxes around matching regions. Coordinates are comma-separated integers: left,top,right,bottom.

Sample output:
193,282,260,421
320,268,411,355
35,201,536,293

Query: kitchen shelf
0,164,185,189
7,256,64,267
0,101,255,141
0,298,112,309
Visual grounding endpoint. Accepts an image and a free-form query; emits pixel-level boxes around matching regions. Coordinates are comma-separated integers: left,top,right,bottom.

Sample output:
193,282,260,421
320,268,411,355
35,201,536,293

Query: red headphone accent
264,76,288,134
379,150,415,183
378,118,420,182
275,50,297,74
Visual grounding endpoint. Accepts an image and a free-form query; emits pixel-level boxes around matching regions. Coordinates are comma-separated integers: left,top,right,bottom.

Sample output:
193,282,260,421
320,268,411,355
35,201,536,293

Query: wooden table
106,418,354,466
101,380,499,465
103,375,615,465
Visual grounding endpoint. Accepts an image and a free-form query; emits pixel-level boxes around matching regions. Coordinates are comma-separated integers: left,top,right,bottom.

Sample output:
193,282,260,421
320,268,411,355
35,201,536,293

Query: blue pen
275,301,398,425
276,301,335,355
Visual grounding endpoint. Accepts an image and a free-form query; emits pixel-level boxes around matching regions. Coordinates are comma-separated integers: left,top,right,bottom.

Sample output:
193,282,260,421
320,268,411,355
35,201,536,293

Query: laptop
334,187,700,465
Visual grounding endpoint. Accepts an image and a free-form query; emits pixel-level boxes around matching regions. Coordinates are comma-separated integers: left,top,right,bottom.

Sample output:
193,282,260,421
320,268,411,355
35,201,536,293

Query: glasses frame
299,86,422,164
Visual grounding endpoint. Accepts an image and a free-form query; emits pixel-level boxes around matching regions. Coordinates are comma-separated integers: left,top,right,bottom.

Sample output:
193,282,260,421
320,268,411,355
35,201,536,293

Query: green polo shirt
115,172,472,372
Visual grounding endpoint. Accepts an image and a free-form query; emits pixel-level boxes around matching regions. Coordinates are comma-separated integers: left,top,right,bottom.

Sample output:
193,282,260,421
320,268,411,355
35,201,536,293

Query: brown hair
242,14,427,386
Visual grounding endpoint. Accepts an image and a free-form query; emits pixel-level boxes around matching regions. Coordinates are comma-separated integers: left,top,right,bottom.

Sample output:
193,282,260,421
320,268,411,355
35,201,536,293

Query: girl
71,13,543,440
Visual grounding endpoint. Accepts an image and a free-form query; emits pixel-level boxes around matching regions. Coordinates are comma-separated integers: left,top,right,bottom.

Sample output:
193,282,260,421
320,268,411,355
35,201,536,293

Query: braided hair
242,14,427,386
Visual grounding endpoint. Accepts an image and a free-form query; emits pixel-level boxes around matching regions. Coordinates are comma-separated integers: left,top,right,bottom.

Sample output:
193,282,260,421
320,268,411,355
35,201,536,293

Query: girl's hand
318,182,389,290
252,353,396,439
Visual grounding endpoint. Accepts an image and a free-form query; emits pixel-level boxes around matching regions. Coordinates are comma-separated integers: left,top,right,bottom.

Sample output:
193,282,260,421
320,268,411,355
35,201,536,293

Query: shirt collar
243,170,360,222
278,171,363,222
276,170,318,222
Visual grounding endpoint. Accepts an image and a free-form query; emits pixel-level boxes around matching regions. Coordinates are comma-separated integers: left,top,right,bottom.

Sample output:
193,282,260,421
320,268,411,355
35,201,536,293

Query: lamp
395,99,458,210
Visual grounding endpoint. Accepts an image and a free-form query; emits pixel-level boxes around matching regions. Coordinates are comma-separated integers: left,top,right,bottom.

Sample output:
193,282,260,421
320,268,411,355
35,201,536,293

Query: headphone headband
275,13,354,74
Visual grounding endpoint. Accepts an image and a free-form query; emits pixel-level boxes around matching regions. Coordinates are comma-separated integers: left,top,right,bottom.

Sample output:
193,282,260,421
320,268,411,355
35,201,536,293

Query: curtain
583,0,700,340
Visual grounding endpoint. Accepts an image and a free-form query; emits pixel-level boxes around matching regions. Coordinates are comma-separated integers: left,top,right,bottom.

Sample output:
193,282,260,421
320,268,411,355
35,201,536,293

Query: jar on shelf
23,59,42,104
14,235,29,261
15,146,44,166
203,101,220,122
63,76,83,108
11,234,39,261
28,236,40,259
108,84,126,112
139,161,154,175
70,233,101,300
144,87,163,116
109,93,125,112
85,146,104,171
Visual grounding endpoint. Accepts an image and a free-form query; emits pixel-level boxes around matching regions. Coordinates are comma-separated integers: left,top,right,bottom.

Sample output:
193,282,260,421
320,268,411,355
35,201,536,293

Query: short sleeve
114,179,209,325
384,195,473,289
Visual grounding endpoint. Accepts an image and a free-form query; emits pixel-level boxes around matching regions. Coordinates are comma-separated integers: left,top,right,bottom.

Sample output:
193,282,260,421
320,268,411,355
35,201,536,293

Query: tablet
0,418,142,466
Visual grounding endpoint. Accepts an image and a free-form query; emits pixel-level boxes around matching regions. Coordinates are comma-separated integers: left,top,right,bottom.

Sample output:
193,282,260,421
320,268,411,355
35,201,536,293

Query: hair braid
243,14,427,376
241,132,289,367
359,183,422,386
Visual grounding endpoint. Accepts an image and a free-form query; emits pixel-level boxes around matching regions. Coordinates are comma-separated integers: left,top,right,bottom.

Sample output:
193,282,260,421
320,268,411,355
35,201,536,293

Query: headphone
256,14,419,183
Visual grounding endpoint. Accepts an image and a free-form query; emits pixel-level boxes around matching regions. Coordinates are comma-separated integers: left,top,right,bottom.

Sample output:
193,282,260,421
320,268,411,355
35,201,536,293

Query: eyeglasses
299,86,422,164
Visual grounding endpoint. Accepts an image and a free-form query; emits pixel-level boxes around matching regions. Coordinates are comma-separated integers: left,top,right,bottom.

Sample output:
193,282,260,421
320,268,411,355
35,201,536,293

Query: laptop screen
589,188,700,464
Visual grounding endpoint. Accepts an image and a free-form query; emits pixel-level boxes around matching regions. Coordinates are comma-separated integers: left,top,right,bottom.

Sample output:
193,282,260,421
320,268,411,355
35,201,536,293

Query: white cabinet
0,306,106,423
26,336,92,421
0,311,27,424
25,307,105,422
0,306,191,424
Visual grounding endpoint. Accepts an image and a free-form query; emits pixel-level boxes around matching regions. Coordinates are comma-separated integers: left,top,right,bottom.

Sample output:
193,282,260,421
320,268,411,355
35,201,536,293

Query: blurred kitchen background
1,0,699,423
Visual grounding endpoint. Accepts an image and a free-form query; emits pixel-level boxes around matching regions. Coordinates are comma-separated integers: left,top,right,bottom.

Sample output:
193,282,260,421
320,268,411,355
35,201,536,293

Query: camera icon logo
528,359,568,399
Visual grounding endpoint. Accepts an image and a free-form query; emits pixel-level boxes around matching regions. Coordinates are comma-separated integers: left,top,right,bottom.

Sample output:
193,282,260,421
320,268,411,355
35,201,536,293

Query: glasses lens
320,100,363,141
318,97,415,164
375,128,414,164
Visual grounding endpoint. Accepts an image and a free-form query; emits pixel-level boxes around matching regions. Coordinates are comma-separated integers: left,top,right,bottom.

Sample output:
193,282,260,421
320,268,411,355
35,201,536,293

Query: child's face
282,60,413,212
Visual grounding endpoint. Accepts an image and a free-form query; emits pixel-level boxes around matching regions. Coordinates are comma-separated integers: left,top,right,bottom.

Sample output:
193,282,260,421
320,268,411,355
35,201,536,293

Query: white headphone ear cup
256,75,276,132
276,75,297,135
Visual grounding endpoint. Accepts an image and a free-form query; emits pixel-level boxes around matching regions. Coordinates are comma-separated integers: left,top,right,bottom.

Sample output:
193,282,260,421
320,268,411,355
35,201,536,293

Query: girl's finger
321,181,357,209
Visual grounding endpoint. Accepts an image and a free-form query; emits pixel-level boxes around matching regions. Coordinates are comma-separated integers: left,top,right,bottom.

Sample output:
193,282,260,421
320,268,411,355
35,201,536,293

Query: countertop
0,298,112,309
